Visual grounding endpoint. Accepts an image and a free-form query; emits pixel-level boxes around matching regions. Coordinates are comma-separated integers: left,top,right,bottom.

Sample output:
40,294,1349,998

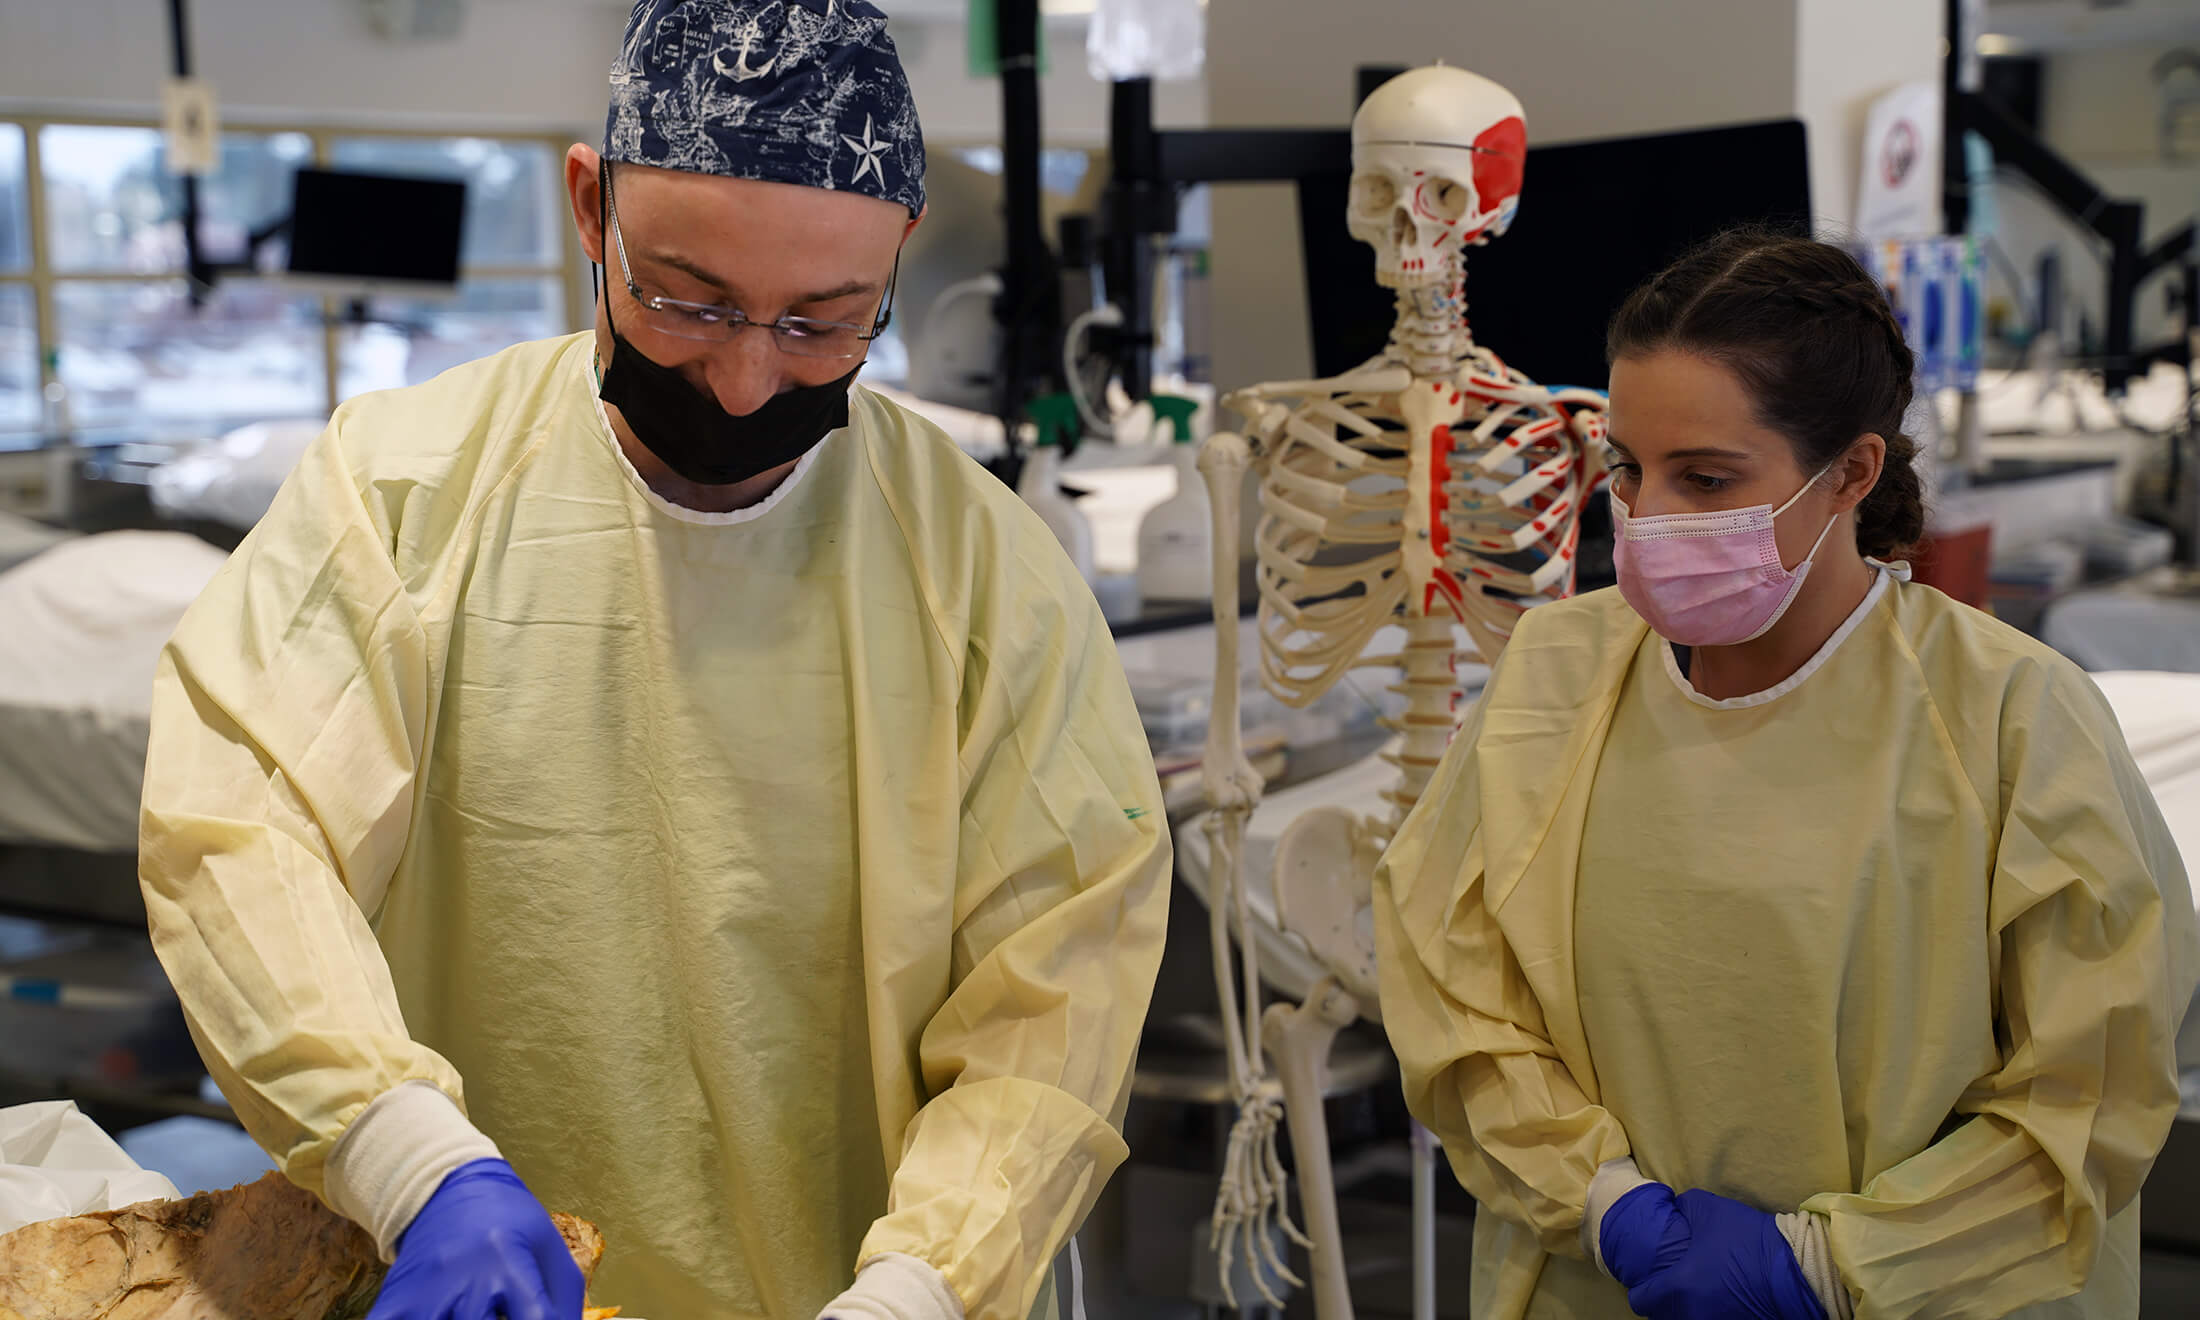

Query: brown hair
1605,228,1925,561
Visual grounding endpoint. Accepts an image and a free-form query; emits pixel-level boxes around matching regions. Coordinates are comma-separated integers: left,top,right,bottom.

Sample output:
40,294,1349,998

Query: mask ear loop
1772,459,1841,517
1778,459,1847,572
595,158,621,339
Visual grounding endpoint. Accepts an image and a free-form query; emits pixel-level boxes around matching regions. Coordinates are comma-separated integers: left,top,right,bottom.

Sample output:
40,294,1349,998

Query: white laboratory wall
0,1,1193,145
1795,0,1946,237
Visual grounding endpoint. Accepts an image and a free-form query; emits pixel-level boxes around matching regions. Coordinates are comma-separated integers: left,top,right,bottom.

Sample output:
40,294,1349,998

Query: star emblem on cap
841,114,889,188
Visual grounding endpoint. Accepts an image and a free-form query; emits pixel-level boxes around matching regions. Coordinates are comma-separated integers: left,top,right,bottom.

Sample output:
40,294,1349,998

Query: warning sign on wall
1855,80,1943,241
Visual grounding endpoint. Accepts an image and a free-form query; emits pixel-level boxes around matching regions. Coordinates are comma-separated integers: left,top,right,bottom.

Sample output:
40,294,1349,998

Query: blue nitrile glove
1598,1180,1691,1288
366,1157,585,1320
1625,1189,1827,1320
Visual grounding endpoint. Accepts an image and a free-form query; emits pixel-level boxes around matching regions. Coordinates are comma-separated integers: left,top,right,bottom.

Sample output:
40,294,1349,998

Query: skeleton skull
1347,65,1527,288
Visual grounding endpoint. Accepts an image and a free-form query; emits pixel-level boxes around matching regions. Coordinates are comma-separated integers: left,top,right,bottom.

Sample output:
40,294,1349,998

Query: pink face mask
1609,467,1839,646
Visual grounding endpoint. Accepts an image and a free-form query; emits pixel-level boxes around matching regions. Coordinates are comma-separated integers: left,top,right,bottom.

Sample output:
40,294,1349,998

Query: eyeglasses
600,162,897,359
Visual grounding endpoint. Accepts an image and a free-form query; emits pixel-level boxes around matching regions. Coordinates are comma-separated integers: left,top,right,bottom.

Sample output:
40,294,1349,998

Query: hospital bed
2089,672,2200,1081
2109,673,2200,1257
0,511,72,576
0,532,230,918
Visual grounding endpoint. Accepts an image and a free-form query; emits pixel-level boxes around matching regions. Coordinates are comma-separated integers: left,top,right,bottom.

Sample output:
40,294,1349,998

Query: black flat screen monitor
285,167,467,294
1300,118,1814,390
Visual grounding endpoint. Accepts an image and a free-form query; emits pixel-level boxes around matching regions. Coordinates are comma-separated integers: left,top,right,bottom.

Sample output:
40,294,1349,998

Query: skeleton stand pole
1411,1122,1437,1320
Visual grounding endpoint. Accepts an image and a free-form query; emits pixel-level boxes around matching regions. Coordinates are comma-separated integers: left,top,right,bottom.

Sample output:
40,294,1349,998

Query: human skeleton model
1196,66,1608,1320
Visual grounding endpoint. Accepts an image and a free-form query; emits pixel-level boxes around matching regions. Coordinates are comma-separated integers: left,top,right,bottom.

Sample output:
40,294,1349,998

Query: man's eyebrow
789,277,879,305
642,250,876,308
644,250,737,298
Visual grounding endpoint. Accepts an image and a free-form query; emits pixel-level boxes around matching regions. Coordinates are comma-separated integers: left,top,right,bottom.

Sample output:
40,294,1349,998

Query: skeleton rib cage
1238,346,1610,717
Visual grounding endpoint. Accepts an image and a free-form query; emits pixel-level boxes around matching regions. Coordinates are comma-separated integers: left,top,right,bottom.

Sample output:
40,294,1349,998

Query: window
0,286,33,431
2,117,579,444
0,127,30,431
38,127,309,274
338,277,566,397
0,125,27,271
54,280,325,430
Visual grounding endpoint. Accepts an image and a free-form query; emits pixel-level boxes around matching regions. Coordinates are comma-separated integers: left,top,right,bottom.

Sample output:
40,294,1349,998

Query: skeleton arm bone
1199,430,1265,818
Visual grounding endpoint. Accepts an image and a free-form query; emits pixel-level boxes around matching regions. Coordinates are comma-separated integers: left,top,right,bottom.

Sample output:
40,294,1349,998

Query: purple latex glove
1624,1189,1828,1320
1599,1181,1691,1289
366,1158,585,1320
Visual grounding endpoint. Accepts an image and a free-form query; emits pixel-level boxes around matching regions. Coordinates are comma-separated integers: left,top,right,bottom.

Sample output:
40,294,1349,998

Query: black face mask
597,287,860,488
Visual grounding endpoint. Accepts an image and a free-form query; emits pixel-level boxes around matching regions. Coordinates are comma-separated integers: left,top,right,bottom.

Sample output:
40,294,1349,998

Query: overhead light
1977,33,2026,57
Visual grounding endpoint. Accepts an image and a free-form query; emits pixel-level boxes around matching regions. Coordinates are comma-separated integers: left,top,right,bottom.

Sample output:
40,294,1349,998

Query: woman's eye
1686,472,1731,491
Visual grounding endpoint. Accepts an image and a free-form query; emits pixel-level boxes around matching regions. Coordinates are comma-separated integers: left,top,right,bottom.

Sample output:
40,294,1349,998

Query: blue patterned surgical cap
605,0,926,215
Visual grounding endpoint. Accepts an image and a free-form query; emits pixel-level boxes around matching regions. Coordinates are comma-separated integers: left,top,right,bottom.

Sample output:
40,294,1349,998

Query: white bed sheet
0,511,72,575
0,532,229,852
2090,672,2200,1072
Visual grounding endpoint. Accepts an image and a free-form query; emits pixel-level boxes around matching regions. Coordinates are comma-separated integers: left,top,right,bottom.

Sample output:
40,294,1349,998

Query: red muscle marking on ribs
1428,426,1453,557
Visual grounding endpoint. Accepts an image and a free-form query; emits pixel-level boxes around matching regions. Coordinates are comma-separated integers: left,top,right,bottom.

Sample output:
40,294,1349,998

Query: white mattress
145,418,324,532
0,532,230,852
0,511,72,575
2094,672,2200,894
2043,592,2200,675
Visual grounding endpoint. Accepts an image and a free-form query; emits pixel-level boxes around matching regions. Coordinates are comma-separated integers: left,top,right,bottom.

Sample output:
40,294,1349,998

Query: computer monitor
1299,118,1814,389
284,167,467,297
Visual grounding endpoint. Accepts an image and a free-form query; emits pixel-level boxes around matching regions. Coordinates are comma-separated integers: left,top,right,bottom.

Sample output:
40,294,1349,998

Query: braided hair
1606,228,1925,561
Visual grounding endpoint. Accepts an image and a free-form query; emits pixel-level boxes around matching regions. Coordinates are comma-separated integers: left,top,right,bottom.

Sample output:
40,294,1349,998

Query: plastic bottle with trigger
1019,393,1097,585
1134,394,1210,605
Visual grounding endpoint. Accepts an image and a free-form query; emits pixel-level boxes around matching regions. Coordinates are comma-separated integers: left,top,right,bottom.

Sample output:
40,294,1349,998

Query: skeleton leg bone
1264,980,1362,1320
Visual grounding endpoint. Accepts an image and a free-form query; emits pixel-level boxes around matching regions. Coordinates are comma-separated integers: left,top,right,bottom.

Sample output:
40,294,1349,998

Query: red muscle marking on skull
1472,115,1527,211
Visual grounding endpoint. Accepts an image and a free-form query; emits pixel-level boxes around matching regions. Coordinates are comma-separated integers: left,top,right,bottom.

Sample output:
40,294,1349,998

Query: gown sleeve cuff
324,1079,502,1262
820,1252,966,1320
1775,1210,1855,1320
1583,1156,1653,1276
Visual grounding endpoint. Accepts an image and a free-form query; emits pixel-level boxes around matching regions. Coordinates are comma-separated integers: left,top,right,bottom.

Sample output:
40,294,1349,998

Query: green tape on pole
967,0,1048,79
968,0,996,76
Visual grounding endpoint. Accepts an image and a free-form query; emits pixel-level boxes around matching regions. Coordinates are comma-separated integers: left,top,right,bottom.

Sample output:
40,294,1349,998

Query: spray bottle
1020,393,1097,584
1135,394,1211,604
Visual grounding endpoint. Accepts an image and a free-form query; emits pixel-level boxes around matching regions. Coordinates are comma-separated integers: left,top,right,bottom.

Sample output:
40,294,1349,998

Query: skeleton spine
1390,252,1474,377
1382,613,1461,836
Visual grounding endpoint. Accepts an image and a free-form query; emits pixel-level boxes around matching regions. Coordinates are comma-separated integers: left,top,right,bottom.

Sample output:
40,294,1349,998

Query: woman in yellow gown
1374,232,2199,1320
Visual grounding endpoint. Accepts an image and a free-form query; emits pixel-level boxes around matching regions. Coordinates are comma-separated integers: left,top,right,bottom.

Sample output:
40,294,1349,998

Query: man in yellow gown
137,4,1171,1318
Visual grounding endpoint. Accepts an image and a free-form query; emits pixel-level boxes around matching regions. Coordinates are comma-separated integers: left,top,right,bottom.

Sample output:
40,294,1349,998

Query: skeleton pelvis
1271,805,1382,1008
